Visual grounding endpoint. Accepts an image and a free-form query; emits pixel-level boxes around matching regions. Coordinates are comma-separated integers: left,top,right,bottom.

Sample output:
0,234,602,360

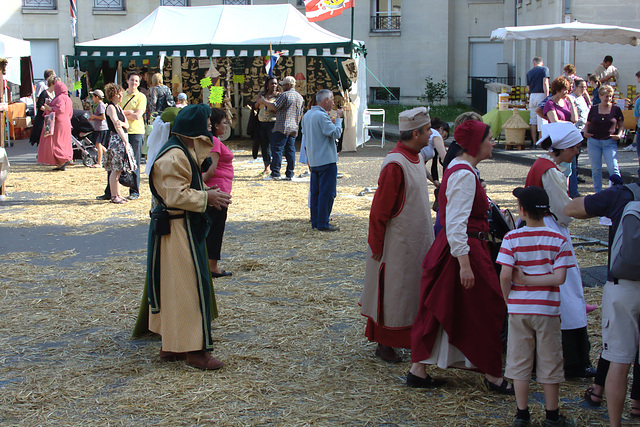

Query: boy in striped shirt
497,186,575,427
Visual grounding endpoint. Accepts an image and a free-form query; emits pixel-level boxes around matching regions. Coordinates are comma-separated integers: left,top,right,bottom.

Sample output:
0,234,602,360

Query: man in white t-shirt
592,55,619,85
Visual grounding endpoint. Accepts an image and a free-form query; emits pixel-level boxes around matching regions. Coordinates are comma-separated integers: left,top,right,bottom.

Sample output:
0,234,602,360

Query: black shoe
406,371,445,388
318,224,340,232
128,194,139,200
577,177,586,183
566,366,597,379
211,270,232,278
96,194,110,200
484,378,515,395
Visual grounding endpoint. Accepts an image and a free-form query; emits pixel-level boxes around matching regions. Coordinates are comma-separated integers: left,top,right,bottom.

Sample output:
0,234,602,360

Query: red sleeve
368,162,405,254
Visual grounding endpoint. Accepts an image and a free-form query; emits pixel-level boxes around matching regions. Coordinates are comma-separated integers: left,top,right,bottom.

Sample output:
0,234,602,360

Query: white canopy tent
491,21,640,64
0,34,31,85
71,5,368,148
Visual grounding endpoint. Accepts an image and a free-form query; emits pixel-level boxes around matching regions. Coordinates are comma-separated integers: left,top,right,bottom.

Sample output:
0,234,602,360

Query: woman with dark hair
526,122,593,378
419,116,449,185
30,75,57,146
202,107,234,278
543,76,577,124
409,120,513,395
254,77,280,176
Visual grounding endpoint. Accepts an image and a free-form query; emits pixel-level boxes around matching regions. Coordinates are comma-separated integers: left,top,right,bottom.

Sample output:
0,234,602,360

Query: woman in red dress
37,81,73,170
408,120,513,394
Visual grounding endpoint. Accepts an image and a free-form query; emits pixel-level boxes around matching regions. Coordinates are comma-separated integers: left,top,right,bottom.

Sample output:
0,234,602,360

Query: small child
497,186,575,427
88,89,108,167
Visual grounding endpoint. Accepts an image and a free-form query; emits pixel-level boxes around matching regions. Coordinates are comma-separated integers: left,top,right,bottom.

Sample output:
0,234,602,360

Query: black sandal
483,378,515,395
406,372,446,389
584,385,602,407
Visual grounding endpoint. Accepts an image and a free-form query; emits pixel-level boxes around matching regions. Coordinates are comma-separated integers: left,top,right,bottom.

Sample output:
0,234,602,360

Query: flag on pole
70,0,78,39
264,51,281,78
304,0,354,22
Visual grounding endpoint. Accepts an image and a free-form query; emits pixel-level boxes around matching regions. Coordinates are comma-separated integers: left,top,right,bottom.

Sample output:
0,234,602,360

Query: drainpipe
563,0,571,66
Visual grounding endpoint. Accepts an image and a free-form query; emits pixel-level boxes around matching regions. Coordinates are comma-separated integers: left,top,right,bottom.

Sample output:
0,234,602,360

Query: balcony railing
370,15,401,32
23,0,56,9
93,0,125,11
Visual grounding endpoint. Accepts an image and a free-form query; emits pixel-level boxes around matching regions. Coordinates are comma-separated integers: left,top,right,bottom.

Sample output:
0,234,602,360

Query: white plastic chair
363,109,385,148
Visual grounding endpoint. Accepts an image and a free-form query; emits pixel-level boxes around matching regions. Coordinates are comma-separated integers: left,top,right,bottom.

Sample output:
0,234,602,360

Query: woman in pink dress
37,81,73,170
202,107,234,278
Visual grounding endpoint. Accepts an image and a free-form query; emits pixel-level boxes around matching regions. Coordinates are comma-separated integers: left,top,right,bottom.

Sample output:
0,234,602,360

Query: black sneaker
128,194,139,200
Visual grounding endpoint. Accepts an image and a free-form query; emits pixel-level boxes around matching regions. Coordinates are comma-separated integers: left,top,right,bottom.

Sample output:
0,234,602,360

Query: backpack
155,86,175,112
610,183,640,281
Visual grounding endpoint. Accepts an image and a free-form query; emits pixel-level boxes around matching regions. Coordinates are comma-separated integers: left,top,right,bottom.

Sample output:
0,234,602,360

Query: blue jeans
587,137,619,192
310,163,337,230
270,131,296,178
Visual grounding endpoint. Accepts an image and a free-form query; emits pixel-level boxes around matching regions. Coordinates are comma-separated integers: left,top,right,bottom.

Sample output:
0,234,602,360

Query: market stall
0,34,33,199
67,5,368,149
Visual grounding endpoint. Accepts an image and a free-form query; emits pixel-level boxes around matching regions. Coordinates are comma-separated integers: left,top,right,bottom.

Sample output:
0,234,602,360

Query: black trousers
206,206,227,261
562,326,592,376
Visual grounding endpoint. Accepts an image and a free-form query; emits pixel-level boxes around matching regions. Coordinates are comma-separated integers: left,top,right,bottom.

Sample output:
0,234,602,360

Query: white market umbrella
491,21,640,64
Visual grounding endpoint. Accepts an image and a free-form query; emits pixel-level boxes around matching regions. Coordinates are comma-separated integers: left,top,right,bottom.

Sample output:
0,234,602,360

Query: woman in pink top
543,76,577,124
202,108,234,278
38,81,74,170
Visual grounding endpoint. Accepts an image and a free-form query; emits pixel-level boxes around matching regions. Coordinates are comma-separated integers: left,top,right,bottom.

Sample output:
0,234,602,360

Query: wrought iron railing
370,15,401,32
23,0,56,9
93,0,124,10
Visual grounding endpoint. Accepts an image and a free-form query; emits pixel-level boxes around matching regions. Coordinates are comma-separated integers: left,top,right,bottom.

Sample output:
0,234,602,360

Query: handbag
119,170,136,188
118,140,136,188
43,112,55,137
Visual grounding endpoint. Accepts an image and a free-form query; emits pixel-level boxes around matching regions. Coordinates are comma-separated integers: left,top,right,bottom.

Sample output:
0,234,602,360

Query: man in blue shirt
526,57,550,141
302,89,343,232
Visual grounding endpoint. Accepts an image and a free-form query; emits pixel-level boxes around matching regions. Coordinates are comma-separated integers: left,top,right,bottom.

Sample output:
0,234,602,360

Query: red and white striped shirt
497,226,574,316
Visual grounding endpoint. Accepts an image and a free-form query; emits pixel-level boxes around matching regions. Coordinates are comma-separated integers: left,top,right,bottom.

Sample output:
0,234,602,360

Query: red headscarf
453,120,489,158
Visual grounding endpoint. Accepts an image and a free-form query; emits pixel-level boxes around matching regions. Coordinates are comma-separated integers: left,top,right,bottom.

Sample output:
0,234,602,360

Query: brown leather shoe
186,351,224,370
375,344,402,363
159,349,186,362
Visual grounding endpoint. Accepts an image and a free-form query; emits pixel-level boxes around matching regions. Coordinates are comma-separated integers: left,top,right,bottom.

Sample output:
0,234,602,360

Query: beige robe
360,152,434,328
148,135,213,353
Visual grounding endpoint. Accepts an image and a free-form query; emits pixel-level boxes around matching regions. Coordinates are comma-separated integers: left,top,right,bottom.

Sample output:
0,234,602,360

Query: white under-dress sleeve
541,168,573,227
445,167,477,257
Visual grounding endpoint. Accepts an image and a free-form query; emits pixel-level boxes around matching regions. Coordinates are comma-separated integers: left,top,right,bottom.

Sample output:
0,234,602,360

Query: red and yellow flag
304,0,354,22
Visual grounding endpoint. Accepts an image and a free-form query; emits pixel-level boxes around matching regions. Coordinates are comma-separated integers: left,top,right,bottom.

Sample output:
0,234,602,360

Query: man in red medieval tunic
360,107,435,363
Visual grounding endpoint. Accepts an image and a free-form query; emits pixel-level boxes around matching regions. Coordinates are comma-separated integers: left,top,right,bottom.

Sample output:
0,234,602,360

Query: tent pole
349,5,355,59
573,36,576,65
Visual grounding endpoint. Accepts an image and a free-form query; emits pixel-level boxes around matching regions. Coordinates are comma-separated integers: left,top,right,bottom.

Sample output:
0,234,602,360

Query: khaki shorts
529,92,548,127
602,280,640,364
505,314,564,383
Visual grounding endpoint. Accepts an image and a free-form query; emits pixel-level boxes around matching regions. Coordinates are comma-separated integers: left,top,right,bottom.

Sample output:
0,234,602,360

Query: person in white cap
525,122,594,380
360,107,435,363
176,93,188,108
257,75,304,180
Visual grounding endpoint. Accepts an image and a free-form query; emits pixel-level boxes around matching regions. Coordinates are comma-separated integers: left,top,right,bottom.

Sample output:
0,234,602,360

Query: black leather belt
467,231,489,241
